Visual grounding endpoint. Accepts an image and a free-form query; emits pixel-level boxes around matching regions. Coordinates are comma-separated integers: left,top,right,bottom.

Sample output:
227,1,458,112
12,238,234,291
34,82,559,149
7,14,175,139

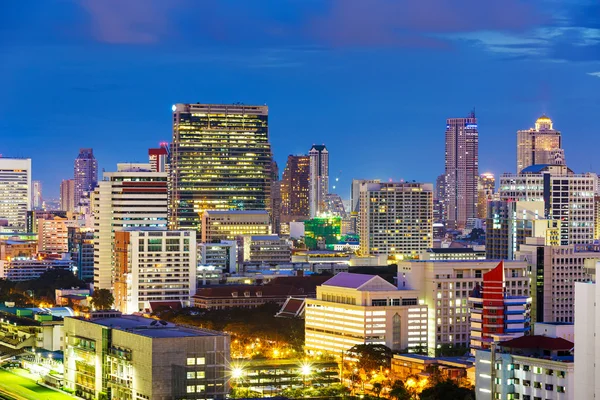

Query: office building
399,259,529,355
323,193,347,218
32,180,42,210
499,164,596,245
60,179,76,212
0,239,37,260
351,179,380,214
309,144,329,217
469,262,531,352
434,174,447,223
574,280,600,399
241,235,291,265
198,241,237,273
113,229,197,314
358,181,433,260
37,216,69,253
517,240,598,323
517,115,564,173
74,148,98,207
304,272,428,356
270,180,282,234
64,312,230,400
486,200,559,260
170,103,273,231
0,157,31,232
280,155,310,222
420,247,486,261
476,173,495,219
304,216,342,250
475,335,573,400
0,256,74,281
68,227,94,281
201,210,270,243
444,112,479,229
92,163,168,290
148,145,168,173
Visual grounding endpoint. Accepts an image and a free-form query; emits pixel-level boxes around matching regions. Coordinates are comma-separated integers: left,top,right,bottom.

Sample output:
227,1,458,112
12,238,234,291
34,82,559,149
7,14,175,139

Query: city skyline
1,1,599,199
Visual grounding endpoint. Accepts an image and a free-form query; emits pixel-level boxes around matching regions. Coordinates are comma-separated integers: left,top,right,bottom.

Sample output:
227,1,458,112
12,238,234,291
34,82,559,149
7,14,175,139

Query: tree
372,382,383,398
390,380,412,400
419,379,475,400
90,289,114,310
347,344,393,373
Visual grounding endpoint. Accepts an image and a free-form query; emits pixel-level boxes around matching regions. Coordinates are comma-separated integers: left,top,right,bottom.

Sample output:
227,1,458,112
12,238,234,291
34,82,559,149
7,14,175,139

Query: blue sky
1,0,599,199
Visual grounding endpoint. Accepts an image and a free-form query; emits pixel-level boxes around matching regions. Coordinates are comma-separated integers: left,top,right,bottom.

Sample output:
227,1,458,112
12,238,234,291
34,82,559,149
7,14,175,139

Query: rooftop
81,315,223,338
322,272,396,291
203,210,269,215
499,335,573,351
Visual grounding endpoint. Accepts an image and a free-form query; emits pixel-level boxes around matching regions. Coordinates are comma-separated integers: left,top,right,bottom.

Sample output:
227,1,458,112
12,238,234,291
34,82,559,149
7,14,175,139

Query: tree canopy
419,379,475,400
90,289,114,310
346,344,393,373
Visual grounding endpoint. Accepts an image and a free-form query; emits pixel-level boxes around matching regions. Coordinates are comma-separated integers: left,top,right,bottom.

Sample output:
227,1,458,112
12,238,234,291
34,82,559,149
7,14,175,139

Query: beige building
398,259,529,355
37,216,69,253
242,235,291,265
60,179,76,212
517,115,564,173
64,312,230,400
358,181,433,261
305,272,428,356
201,210,270,243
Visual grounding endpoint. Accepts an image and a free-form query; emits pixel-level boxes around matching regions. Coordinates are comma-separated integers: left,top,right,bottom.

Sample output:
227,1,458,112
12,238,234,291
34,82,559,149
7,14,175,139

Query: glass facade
304,216,342,250
170,104,273,231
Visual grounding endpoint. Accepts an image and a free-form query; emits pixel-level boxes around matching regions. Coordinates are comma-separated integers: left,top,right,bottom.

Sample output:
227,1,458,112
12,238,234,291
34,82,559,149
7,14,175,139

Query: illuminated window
187,358,195,365
187,372,195,379
186,385,195,393
196,357,205,365
196,371,205,379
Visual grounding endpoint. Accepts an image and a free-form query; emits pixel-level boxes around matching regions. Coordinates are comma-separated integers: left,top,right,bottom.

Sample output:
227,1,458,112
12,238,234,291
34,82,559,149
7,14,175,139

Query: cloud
588,72,600,78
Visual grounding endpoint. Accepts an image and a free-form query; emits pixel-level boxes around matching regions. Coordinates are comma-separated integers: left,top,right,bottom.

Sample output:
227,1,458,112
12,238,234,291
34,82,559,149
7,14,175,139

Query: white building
113,229,197,314
475,335,574,400
198,241,237,273
305,272,428,356
358,181,433,260
309,144,329,218
574,280,600,399
534,322,574,343
517,240,598,323
0,256,74,281
242,235,291,265
0,158,31,232
92,163,168,290
398,259,529,355
37,216,69,253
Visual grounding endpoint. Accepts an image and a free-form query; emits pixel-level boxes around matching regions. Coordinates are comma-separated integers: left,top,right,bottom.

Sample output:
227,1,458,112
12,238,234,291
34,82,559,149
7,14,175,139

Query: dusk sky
1,0,599,199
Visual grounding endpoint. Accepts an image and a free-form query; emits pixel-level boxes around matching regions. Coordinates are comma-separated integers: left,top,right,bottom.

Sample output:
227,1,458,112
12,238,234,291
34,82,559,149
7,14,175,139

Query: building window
196,371,205,379
186,385,196,393
196,385,205,392
196,357,205,365
187,358,195,365
392,313,401,349
557,386,565,393
187,372,195,379
533,381,541,389
545,384,553,390
557,371,566,378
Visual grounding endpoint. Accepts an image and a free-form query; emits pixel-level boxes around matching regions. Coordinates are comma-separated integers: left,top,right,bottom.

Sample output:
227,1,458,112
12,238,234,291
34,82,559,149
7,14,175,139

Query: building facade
476,173,495,220
309,145,329,217
148,146,168,173
37,216,69,254
170,103,273,231
69,227,95,281
574,280,600,400
92,163,168,290
444,112,479,229
358,181,433,260
241,235,291,265
60,179,76,212
0,158,31,232
32,180,42,210
399,259,529,355
305,273,428,356
201,210,270,243
74,148,98,208
280,155,310,221
198,241,237,273
64,312,230,400
304,216,342,250
0,257,74,281
113,229,197,314
517,115,564,173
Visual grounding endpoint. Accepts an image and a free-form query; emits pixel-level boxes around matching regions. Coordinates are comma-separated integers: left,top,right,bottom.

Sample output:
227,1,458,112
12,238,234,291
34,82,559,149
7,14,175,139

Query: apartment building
241,235,291,265
201,210,270,243
37,216,69,253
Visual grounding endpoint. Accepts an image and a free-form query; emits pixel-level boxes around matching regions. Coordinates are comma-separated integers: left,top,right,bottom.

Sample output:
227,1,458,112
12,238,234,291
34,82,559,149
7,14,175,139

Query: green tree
390,380,412,400
372,382,383,398
420,379,475,400
347,344,393,373
90,289,114,310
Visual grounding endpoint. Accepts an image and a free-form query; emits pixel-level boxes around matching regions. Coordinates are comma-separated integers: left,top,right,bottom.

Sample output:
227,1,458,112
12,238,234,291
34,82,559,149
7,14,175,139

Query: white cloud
588,72,600,78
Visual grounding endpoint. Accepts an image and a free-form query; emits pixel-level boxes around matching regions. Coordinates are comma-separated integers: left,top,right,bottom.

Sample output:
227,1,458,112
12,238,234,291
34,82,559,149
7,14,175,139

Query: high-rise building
517,240,598,323
170,103,273,231
201,210,270,243
304,272,428,356
32,180,42,210
358,181,433,260
499,164,595,245
92,163,168,290
399,259,529,356
476,173,495,219
37,216,69,254
517,115,564,173
68,227,94,281
270,180,282,234
0,158,31,232
148,145,169,173
280,155,310,221
64,312,230,400
351,179,380,214
113,229,197,314
60,179,76,212
434,174,447,223
309,145,329,217
575,279,600,400
469,261,531,353
73,148,98,207
444,112,479,229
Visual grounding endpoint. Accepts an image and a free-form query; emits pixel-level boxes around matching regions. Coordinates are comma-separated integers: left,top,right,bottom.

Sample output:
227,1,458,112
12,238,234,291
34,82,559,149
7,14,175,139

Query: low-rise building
0,255,74,281
201,210,270,243
475,335,574,400
198,241,237,273
305,272,428,356
242,235,291,265
64,311,230,400
420,247,486,261
391,354,474,385
0,308,66,353
0,239,37,260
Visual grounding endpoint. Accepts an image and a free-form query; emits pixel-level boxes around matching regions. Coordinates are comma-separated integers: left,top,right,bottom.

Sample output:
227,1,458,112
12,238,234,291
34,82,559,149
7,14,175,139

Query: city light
300,362,312,376
231,366,244,379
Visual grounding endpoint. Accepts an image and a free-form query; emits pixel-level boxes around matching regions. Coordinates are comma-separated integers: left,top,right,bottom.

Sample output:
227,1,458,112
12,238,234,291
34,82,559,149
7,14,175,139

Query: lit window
197,357,205,365
187,358,195,366
197,371,205,379
186,385,195,393
197,385,206,392
187,372,195,379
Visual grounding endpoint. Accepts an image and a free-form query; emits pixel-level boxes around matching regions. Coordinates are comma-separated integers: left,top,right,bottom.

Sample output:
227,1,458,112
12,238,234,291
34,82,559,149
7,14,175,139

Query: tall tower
445,111,479,229
148,145,169,173
476,173,495,219
281,155,310,221
74,148,98,207
309,144,329,217
60,179,75,212
32,180,42,210
517,115,563,173
170,103,273,232
0,158,31,232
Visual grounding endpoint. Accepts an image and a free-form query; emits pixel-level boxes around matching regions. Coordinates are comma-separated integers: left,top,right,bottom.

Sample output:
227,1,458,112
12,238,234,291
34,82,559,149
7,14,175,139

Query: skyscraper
92,163,168,290
281,155,310,221
517,115,563,173
434,174,447,223
60,179,75,212
476,172,495,219
309,144,329,217
148,145,169,173
170,103,273,231
445,112,479,229
0,158,31,232
74,148,98,207
32,180,42,210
